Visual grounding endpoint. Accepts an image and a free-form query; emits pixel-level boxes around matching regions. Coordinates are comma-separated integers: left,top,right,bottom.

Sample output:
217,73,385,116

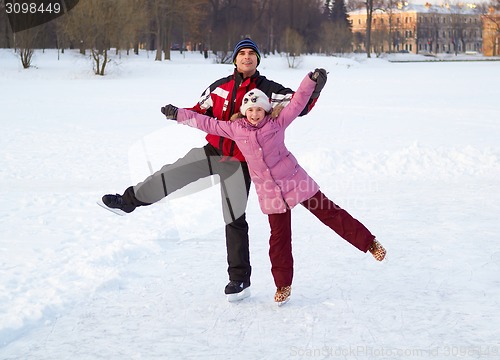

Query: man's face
235,48,258,76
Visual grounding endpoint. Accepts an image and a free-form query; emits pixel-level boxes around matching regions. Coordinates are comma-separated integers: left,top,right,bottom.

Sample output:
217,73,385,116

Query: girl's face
245,107,266,125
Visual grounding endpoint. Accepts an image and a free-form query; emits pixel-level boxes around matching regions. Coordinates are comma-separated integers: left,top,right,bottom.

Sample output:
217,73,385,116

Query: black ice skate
97,194,136,216
225,280,251,302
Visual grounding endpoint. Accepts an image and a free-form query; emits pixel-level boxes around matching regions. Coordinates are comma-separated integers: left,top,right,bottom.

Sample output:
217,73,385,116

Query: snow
1,49,500,359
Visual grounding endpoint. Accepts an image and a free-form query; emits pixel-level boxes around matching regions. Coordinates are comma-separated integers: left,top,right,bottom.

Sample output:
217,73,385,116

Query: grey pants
123,144,252,282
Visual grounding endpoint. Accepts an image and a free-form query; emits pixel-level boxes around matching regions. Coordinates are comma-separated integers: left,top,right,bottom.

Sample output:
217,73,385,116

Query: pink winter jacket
176,74,320,215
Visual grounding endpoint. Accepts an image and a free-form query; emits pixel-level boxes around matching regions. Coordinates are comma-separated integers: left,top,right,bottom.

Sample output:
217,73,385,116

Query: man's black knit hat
232,38,261,67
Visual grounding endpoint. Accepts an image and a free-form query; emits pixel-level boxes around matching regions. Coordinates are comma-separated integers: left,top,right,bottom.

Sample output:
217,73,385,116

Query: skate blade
226,288,251,302
277,296,290,307
96,200,126,216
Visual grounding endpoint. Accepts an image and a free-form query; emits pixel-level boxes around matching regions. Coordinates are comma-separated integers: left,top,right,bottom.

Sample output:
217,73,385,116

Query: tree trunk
154,6,162,61
100,49,108,75
20,48,34,68
155,28,162,61
91,48,108,76
366,0,373,58
134,40,139,55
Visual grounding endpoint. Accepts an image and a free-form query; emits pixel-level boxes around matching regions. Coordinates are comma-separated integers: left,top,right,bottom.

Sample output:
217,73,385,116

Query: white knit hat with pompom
240,89,272,115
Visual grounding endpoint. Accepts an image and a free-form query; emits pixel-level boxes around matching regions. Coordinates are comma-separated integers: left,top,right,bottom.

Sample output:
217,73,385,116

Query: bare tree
113,0,148,56
283,27,304,68
149,0,198,61
365,0,374,57
151,0,171,61
63,0,115,74
15,30,37,68
371,21,388,55
62,0,148,74
332,22,354,54
479,0,500,56
327,0,353,53
13,24,41,68
177,0,209,53
319,21,337,54
364,0,385,57
380,0,399,53
0,1,14,48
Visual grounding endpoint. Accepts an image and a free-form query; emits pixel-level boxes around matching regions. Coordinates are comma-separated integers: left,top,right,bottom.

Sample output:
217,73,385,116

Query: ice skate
369,239,386,261
225,280,251,302
98,194,136,215
274,286,291,306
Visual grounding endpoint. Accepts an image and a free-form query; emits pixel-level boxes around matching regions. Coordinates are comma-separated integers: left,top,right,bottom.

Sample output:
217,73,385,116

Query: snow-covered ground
1,49,499,359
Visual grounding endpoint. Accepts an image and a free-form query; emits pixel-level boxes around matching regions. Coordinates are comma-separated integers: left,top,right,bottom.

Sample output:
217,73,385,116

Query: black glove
310,68,327,99
161,104,178,120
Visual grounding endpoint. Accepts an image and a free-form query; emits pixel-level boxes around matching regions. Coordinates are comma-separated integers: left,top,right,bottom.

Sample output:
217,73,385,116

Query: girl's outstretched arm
164,105,236,139
275,73,319,129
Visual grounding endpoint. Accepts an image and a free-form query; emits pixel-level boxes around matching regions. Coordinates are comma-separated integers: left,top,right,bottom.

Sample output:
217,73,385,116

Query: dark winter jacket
188,69,318,161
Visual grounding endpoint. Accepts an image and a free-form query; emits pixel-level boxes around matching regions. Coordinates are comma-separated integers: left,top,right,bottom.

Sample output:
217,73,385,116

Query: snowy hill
1,49,499,359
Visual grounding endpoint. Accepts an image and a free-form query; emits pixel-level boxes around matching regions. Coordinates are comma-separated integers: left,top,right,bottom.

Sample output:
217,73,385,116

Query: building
482,10,500,56
349,2,482,55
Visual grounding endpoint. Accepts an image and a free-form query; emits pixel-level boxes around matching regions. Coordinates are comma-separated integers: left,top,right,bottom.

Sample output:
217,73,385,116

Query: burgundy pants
268,190,375,287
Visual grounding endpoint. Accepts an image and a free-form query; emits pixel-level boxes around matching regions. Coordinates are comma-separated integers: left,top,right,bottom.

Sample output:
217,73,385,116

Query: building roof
348,2,482,15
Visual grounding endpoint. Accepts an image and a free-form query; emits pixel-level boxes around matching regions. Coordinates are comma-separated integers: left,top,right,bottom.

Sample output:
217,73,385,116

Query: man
101,38,326,301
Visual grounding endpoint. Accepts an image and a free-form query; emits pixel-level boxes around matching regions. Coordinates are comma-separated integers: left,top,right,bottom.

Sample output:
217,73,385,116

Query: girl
161,69,386,305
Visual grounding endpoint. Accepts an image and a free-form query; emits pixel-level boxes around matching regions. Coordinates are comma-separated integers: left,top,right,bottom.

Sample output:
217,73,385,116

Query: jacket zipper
225,73,243,159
